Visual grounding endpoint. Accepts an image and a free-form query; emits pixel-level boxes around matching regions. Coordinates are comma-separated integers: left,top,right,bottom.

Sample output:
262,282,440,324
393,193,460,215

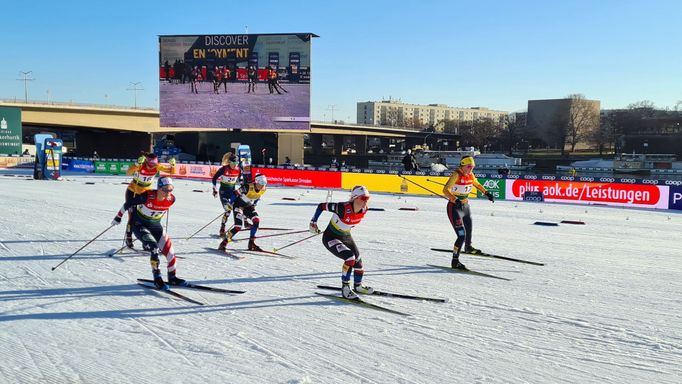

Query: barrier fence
2,155,680,211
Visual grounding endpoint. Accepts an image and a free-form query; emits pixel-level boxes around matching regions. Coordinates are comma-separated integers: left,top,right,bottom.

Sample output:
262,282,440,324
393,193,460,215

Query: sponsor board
506,179,669,209
253,167,341,188
64,158,95,172
341,173,505,199
669,186,682,211
0,156,34,168
523,191,545,202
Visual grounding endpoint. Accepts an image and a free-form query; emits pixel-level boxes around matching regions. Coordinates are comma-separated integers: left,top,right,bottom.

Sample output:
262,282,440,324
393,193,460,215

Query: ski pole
398,174,447,200
52,224,115,271
426,178,445,186
232,229,309,243
185,211,224,240
273,232,321,253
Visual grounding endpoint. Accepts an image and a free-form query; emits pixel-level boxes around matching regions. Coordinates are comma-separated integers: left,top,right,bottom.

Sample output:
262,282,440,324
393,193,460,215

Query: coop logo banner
0,107,22,155
507,179,668,208
669,186,682,211
159,33,314,131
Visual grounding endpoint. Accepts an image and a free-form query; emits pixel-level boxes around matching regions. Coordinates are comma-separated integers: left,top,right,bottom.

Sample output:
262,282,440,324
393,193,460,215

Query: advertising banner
252,167,341,188
668,186,682,211
159,33,314,130
64,158,95,172
174,163,218,180
0,156,34,168
506,179,669,209
0,107,22,155
341,173,505,199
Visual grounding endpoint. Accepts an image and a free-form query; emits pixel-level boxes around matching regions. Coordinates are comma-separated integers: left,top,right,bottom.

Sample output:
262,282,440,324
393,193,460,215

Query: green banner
94,160,130,175
0,107,22,155
476,178,506,200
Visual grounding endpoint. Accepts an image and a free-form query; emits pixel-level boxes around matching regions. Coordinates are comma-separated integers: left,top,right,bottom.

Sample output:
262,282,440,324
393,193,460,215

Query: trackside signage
506,179,669,209
669,186,682,211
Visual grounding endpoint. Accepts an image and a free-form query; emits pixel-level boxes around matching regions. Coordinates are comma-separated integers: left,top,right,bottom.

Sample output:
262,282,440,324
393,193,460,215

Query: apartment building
357,99,508,132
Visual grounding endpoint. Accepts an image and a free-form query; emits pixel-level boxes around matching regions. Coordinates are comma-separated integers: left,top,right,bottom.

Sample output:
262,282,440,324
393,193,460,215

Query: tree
548,95,599,155
500,114,524,155
380,107,400,127
566,94,599,153
548,111,570,156
459,118,503,151
589,118,614,155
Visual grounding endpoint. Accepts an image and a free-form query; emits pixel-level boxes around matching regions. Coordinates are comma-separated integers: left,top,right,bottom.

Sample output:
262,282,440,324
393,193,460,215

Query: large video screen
159,33,313,130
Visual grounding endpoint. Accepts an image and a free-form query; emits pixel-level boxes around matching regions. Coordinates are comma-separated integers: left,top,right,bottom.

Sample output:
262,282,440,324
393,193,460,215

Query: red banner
253,167,342,188
507,179,667,207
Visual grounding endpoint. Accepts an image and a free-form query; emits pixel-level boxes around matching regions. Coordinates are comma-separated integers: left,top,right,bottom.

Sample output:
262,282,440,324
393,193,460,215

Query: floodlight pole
127,82,143,109
17,71,35,103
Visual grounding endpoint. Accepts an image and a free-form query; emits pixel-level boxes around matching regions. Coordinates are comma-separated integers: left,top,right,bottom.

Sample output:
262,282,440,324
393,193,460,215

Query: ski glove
169,158,176,166
212,187,218,197
309,221,321,234
484,191,495,202
136,156,145,165
111,216,122,226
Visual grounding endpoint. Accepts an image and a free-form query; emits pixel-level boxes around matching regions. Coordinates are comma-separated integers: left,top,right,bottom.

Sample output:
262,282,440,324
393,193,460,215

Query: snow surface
0,173,680,384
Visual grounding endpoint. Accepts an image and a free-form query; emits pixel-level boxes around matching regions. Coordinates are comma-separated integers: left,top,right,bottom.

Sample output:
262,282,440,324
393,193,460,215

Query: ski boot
341,282,358,300
167,271,189,287
451,256,467,270
219,223,226,239
125,234,134,249
247,239,263,252
354,284,374,295
464,245,483,255
152,270,168,290
217,232,233,251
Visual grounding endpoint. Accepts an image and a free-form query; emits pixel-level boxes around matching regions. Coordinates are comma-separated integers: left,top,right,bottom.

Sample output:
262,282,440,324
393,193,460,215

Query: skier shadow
0,284,321,322
0,252,144,263
379,264,520,275
202,270,340,285
269,202,318,207
201,265,437,286
0,238,124,245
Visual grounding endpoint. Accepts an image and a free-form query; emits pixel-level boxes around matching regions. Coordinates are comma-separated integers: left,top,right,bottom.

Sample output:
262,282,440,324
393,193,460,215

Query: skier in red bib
123,153,175,249
111,176,185,290
309,185,374,299
442,156,494,270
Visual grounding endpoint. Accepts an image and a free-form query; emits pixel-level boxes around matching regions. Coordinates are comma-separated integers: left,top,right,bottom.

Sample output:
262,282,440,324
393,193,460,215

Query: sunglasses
357,195,370,201
160,186,174,192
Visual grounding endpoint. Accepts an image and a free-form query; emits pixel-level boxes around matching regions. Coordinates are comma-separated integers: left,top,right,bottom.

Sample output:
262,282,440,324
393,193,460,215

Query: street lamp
127,82,143,109
17,71,35,103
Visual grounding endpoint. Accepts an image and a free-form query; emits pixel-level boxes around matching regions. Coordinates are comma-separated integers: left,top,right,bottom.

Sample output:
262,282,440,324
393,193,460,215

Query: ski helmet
254,174,267,186
157,176,173,190
350,185,370,201
459,156,475,167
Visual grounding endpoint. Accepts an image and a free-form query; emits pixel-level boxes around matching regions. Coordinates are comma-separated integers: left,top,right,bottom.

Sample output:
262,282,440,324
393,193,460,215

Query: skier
247,65,257,93
442,156,494,270
309,185,374,300
212,152,242,238
123,153,176,248
111,176,185,290
218,174,268,252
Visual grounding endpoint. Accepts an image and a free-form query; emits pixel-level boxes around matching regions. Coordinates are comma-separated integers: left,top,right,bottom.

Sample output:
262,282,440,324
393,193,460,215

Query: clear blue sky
1,0,680,122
